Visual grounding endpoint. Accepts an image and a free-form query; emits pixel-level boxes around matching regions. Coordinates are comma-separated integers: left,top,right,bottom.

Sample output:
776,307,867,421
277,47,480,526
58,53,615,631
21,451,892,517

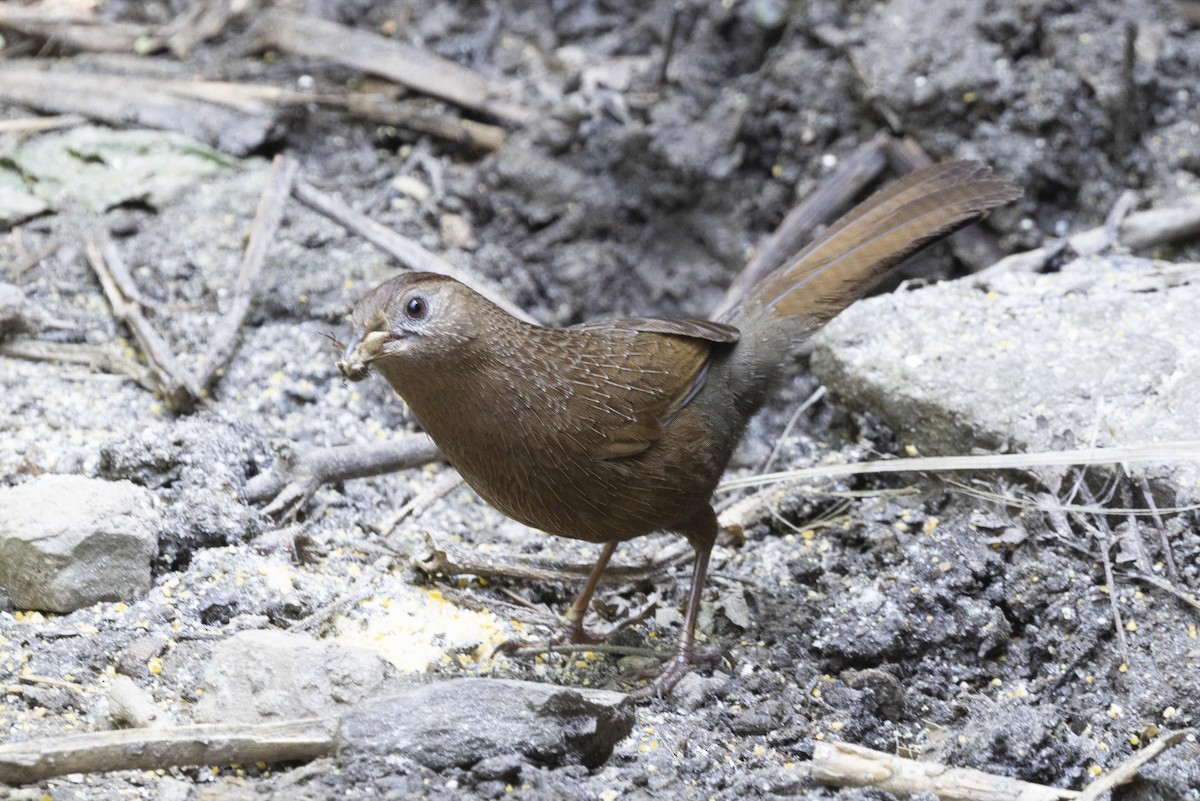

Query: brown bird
338,161,1021,698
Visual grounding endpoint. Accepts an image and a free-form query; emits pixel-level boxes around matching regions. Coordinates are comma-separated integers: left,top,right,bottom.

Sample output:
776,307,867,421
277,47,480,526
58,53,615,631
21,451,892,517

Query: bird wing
565,318,737,461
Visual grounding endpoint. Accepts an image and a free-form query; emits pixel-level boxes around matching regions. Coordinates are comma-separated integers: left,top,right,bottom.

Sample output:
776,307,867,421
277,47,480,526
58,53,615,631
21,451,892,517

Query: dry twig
717,441,1200,493
375,469,465,534
1122,571,1200,617
0,342,152,393
196,152,299,393
1075,729,1197,801
347,95,507,151
1074,479,1132,667
258,11,532,124
975,194,1200,286
0,2,164,53
811,740,1078,800
85,231,201,412
1138,476,1180,581
0,62,280,156
242,434,442,515
0,114,86,136
0,718,335,785
163,0,245,58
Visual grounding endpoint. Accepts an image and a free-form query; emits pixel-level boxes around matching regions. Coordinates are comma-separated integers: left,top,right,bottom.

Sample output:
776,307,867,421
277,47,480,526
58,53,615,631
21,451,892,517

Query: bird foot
624,644,723,701
491,628,594,656
494,604,655,655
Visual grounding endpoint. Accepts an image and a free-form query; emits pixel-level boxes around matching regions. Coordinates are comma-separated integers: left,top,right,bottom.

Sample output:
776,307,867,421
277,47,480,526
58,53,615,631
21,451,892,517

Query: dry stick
291,588,381,633
1075,729,1198,801
85,233,201,413
711,136,888,318
243,434,442,510
0,340,156,391
9,240,60,280
758,385,828,475
974,193,1200,286
164,0,242,58
1075,477,1132,667
1138,476,1180,581
20,674,87,695
716,440,1200,493
885,137,1011,271
657,1,685,87
1096,523,1132,666
0,2,164,53
438,584,559,627
1121,193,1200,248
0,63,278,157
292,179,538,324
811,740,1079,801
375,468,465,534
95,233,154,308
0,718,336,786
510,642,665,661
347,95,507,151
258,11,532,124
1123,571,1200,617
196,152,299,393
0,114,86,135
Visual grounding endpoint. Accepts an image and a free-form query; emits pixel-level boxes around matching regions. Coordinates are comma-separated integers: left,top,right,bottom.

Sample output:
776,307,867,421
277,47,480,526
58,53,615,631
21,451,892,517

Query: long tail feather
748,161,1022,323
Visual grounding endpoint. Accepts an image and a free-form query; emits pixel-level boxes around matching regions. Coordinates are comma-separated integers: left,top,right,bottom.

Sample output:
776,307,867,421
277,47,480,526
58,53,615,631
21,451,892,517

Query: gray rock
811,256,1200,502
0,475,160,612
194,630,386,724
336,678,635,771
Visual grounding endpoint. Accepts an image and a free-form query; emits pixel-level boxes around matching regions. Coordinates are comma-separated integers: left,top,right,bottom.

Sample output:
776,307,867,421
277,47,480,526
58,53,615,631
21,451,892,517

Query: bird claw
490,623,599,657
624,644,724,701
493,604,655,656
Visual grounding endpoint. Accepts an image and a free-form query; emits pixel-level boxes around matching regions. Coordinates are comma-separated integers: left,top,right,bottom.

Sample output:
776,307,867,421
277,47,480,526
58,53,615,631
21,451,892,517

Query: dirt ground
2,0,1200,799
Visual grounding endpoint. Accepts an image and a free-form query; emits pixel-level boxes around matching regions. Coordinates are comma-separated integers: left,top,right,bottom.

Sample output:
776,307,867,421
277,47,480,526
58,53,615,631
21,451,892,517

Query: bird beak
336,327,390,382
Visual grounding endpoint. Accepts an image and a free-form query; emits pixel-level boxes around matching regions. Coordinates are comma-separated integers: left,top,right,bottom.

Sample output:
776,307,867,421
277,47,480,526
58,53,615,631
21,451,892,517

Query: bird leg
629,505,720,700
557,540,618,644
495,540,650,653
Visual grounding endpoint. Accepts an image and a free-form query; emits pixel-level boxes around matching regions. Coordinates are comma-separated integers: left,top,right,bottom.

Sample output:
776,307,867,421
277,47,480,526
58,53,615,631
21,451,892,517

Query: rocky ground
2,0,1200,799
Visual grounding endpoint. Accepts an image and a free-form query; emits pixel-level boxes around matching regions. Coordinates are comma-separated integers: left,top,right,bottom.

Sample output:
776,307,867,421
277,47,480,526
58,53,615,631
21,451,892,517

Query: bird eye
404,295,428,320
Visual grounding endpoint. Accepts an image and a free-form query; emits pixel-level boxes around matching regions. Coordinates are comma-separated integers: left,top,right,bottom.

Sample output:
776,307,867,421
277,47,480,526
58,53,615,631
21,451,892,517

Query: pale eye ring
405,295,428,320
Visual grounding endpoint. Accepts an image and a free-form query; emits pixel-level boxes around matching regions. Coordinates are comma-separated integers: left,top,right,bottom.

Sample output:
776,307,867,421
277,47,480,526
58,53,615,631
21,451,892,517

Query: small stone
440,213,476,250
392,174,430,202
108,675,167,729
0,475,160,613
193,630,386,724
337,678,635,771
